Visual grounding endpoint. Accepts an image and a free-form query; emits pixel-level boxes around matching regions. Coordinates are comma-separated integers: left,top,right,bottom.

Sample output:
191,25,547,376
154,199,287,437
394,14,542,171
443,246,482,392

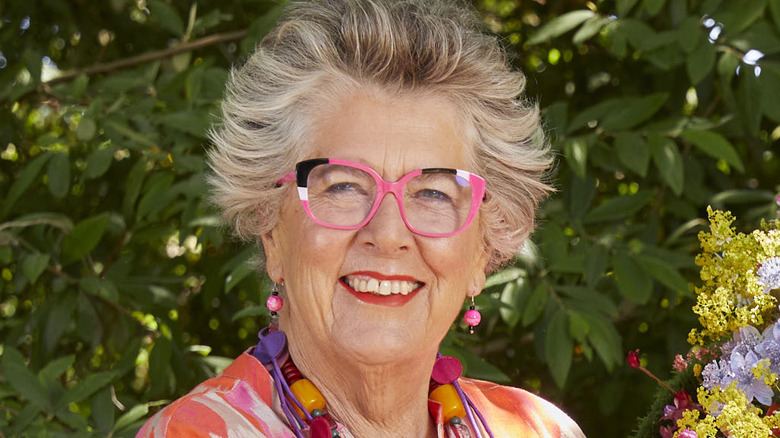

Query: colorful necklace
251,326,495,438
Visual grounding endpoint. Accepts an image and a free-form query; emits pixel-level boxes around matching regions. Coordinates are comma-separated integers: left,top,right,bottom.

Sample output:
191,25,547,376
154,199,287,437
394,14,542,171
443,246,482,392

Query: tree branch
44,29,248,86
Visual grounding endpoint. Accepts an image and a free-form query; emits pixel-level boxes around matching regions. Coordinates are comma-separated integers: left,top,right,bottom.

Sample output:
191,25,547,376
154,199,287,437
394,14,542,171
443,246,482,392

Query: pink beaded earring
463,295,481,334
266,282,284,327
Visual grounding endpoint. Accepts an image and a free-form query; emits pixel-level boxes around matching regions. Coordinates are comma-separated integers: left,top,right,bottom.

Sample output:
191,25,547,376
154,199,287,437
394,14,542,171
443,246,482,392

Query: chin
332,319,429,365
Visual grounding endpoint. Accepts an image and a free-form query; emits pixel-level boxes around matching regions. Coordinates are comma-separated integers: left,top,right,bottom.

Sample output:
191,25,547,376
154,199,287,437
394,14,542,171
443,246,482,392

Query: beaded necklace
251,326,495,438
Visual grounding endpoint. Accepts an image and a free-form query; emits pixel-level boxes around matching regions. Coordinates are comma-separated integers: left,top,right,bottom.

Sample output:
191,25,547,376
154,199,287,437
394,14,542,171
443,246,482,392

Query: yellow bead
289,378,326,416
429,384,466,423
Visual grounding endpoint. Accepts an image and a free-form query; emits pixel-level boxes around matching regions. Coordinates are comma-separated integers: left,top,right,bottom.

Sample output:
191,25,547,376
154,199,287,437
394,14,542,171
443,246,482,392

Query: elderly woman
139,0,585,437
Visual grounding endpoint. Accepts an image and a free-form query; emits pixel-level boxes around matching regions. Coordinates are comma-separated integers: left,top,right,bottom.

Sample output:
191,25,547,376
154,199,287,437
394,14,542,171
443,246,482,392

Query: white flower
757,257,780,293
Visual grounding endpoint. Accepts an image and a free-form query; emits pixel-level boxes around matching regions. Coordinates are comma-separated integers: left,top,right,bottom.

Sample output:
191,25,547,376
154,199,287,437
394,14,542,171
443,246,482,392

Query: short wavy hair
208,0,553,271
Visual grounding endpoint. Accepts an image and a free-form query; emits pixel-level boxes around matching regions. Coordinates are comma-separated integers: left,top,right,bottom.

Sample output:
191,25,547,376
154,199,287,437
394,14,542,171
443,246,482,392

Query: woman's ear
467,247,489,297
260,229,284,283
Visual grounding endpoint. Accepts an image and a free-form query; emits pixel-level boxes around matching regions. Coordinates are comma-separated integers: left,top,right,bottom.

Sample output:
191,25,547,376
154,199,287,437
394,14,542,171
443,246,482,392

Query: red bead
310,416,332,438
266,295,284,312
281,359,303,384
463,309,481,326
431,356,463,384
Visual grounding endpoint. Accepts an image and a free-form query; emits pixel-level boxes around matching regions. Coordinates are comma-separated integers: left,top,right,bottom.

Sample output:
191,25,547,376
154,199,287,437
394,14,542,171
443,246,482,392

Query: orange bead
429,384,466,423
289,378,326,416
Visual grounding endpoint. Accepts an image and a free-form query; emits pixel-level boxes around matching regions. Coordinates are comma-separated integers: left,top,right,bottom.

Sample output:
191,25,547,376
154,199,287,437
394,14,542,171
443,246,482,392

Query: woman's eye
324,182,364,195
415,188,452,202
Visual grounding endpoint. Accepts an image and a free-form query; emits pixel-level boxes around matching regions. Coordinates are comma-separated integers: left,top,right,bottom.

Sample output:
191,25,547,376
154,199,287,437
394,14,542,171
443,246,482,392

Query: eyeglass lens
306,163,475,235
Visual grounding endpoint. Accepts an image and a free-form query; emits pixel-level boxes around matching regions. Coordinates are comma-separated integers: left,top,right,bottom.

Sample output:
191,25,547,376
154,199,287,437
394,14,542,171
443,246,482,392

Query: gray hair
208,0,553,271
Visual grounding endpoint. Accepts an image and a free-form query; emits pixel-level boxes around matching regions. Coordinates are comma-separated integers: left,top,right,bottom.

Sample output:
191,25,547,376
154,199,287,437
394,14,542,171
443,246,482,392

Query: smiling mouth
341,275,424,296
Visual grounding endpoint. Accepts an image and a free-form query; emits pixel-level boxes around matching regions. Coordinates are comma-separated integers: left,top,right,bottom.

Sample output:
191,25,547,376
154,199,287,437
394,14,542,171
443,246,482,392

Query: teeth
345,276,421,296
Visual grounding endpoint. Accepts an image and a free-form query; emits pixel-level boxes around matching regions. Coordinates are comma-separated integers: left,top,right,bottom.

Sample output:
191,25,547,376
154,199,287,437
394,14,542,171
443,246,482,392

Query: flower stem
639,366,676,394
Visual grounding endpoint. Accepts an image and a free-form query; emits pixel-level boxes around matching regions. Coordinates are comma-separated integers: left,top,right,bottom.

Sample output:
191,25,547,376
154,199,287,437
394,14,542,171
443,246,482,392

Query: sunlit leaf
648,134,684,196
527,10,595,45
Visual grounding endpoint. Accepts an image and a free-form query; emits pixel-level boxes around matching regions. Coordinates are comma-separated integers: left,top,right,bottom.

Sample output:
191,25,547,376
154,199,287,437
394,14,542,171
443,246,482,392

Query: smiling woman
137,0,584,437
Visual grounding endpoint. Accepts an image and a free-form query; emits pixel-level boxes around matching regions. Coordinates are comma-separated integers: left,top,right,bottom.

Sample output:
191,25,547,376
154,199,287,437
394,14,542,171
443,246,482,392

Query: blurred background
1,0,779,436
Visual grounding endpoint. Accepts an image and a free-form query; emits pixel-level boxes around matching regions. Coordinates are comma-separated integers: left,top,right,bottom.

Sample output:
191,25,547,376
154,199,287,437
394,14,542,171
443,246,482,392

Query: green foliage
1,0,778,437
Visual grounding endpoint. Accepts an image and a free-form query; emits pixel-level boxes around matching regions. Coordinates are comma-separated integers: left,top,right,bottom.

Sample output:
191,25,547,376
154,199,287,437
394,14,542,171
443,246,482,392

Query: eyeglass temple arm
276,171,296,186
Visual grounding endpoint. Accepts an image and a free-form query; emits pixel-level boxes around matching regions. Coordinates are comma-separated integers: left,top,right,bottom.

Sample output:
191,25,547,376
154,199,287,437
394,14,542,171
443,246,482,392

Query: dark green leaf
231,305,267,322
584,243,608,287
584,190,655,223
711,189,777,207
677,15,702,53
38,355,75,392
1,347,51,410
617,0,639,16
84,146,115,179
635,254,690,293
123,158,148,218
582,313,622,370
567,98,625,133
22,253,50,284
527,10,596,44
642,0,667,16
23,48,42,85
148,337,173,397
241,3,288,55
558,286,619,318
563,137,588,179
0,245,11,263
112,403,150,432
620,19,657,51
0,212,74,232
156,111,211,137
522,283,548,327
71,74,89,99
568,311,590,341
499,279,528,328
76,118,97,141
61,213,109,265
150,0,185,35
680,130,744,172
545,311,573,388
718,0,768,34
613,252,653,304
771,0,780,32
686,38,716,85
3,152,52,216
92,388,115,433
225,261,255,293
761,68,780,122
648,134,684,196
615,132,649,177
44,295,76,356
601,93,668,131
55,371,117,410
46,152,70,199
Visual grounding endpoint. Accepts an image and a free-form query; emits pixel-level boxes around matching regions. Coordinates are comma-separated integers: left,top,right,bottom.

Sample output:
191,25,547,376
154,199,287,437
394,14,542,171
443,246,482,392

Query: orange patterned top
137,351,585,437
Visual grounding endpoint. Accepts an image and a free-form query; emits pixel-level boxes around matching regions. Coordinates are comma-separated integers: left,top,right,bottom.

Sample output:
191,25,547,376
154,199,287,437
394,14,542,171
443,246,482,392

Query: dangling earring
463,295,481,335
267,281,284,329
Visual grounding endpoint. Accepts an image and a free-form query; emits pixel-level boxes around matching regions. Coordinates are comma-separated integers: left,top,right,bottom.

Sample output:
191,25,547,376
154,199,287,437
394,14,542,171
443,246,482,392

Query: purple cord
453,381,483,438
271,367,305,438
271,355,314,423
457,381,495,438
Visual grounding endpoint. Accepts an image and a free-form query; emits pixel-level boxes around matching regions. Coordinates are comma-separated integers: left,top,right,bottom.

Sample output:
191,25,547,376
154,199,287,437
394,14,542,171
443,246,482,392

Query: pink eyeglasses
277,158,486,237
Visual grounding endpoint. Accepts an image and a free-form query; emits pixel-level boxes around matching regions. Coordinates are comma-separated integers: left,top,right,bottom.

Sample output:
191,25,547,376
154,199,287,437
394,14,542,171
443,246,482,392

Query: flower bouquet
630,207,780,438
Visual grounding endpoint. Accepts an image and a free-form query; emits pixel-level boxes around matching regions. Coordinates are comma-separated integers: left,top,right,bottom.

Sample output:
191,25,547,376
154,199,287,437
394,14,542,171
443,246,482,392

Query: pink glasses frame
277,158,486,237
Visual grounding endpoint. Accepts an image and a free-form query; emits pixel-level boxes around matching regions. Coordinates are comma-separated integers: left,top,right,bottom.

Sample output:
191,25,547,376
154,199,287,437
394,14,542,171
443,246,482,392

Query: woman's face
262,91,488,365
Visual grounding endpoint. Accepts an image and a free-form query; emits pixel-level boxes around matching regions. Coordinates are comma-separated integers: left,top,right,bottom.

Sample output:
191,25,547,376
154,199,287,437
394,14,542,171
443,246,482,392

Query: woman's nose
357,194,414,253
